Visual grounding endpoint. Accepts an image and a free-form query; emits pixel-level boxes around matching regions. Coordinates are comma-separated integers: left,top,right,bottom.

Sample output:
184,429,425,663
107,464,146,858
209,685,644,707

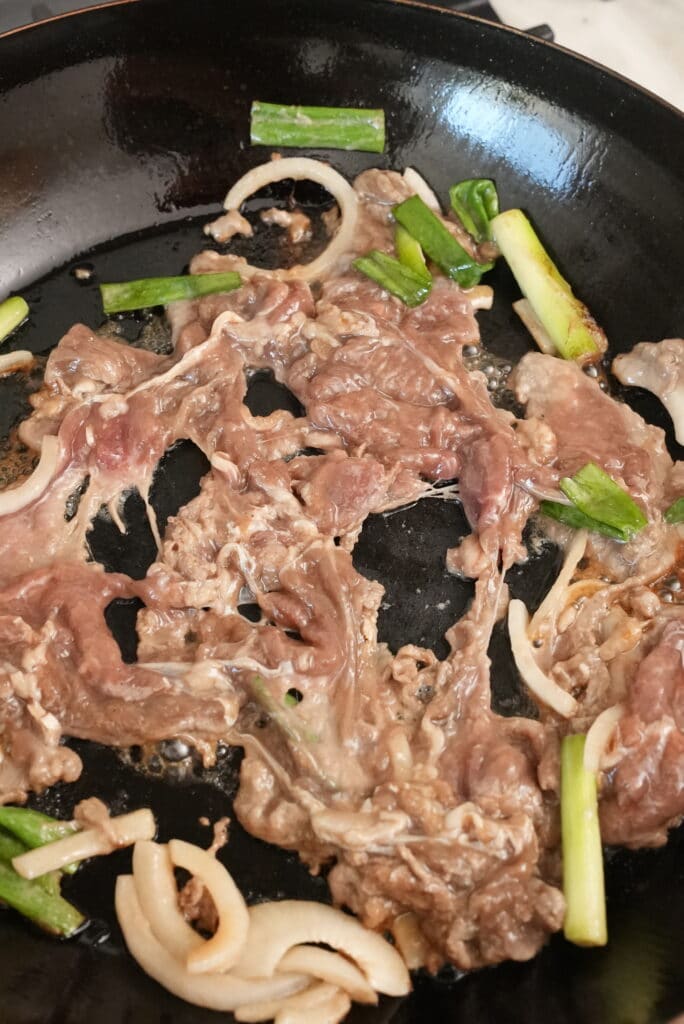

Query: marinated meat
512,351,672,515
600,619,684,847
613,338,684,445
260,207,312,243
0,167,682,973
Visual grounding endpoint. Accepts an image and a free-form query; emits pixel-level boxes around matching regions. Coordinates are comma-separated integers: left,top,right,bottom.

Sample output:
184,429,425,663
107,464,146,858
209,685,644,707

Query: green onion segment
250,101,385,153
540,501,627,541
0,806,78,849
0,806,79,874
394,225,430,281
449,178,499,243
0,859,84,936
490,208,607,361
0,809,84,936
393,195,493,288
559,462,647,542
665,497,684,524
353,250,432,307
561,733,607,947
100,273,242,315
0,296,29,345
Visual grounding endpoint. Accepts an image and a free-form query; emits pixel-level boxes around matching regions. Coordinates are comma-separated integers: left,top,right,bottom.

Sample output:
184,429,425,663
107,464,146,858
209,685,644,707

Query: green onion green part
561,733,607,947
100,273,242,315
394,225,430,280
0,859,84,936
0,831,65,897
539,500,626,541
449,178,499,243
393,195,493,288
352,250,432,307
0,831,28,864
490,208,607,361
664,497,684,524
0,807,79,874
0,296,29,345
559,462,647,542
0,807,78,849
251,676,319,744
250,101,385,153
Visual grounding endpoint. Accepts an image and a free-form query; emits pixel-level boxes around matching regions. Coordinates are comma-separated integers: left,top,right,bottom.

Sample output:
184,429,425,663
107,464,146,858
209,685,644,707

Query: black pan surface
0,1,683,1021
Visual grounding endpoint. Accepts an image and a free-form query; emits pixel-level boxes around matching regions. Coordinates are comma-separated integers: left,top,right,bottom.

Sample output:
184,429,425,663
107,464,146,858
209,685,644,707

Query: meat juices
0,168,682,970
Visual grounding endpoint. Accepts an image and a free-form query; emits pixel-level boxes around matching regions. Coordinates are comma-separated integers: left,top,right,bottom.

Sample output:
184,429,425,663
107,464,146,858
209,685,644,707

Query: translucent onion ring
168,838,250,974
508,599,578,718
0,434,60,518
115,876,308,1011
223,157,358,283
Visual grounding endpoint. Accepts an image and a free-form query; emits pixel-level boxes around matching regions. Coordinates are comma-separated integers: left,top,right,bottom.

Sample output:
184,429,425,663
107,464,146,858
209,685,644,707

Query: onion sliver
234,982,340,1022
168,838,249,974
13,808,155,879
584,704,626,774
115,876,308,1011
132,841,203,961
391,912,430,970
223,158,358,283
402,167,441,212
234,900,410,996
465,285,494,311
529,529,588,641
275,989,352,1024
278,945,377,1004
0,434,59,518
0,349,34,376
513,298,557,355
508,599,578,718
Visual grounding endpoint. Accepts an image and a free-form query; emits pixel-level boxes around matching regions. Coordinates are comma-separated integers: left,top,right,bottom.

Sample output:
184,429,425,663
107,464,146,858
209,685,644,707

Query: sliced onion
132,841,203,961
13,808,155,879
508,599,578,718
278,945,377,1004
223,158,358,283
391,912,430,970
513,298,557,355
529,530,588,640
168,838,249,974
115,876,308,1011
0,349,34,376
465,285,494,310
274,989,352,1024
234,982,340,1022
0,434,60,518
402,167,441,212
584,704,626,774
233,900,411,996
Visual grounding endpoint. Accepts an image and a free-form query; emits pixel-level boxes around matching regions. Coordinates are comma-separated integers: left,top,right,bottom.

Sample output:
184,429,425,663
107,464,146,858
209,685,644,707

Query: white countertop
495,0,684,111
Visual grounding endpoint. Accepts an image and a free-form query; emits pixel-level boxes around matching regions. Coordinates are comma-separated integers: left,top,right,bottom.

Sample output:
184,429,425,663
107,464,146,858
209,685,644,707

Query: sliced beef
600,617,684,847
512,351,672,515
0,563,239,800
613,337,684,446
1,166,681,975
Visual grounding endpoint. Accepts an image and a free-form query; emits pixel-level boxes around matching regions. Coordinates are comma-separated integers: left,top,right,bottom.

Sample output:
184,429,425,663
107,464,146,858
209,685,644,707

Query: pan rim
1,0,682,122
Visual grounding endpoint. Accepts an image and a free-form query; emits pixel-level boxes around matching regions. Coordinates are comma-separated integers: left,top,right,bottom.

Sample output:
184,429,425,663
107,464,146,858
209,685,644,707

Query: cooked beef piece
0,563,239,795
260,207,312,244
1,167,681,972
613,338,684,445
512,351,672,516
600,618,684,847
